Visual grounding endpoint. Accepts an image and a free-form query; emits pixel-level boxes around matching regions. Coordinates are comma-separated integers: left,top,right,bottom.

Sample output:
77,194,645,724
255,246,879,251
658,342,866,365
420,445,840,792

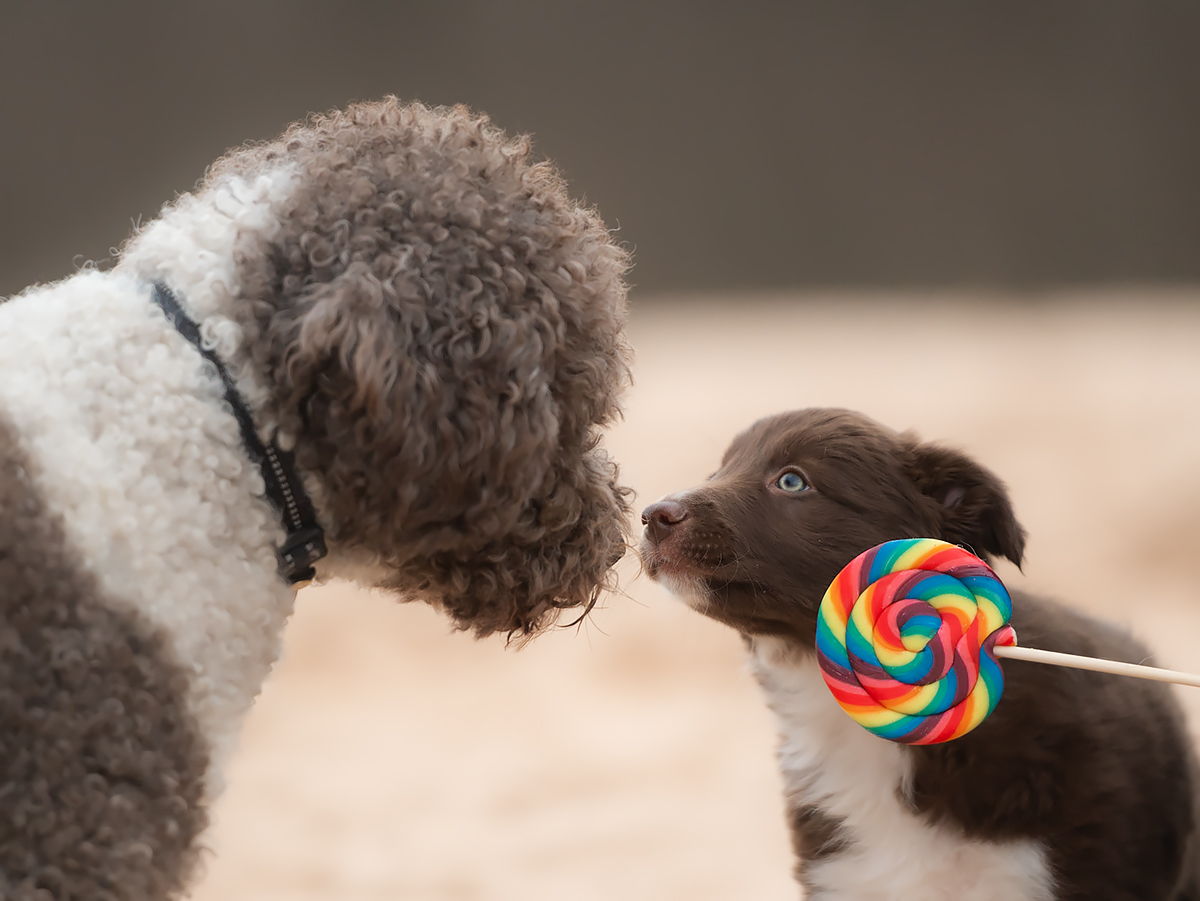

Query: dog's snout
641,500,689,545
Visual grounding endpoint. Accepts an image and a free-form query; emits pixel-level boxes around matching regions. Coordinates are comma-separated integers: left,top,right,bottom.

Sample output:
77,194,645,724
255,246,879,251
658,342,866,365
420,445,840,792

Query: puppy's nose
641,500,689,545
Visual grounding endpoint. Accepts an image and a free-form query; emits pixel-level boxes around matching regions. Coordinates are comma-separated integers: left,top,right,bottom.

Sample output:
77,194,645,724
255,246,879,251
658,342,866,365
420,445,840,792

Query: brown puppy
640,408,1199,900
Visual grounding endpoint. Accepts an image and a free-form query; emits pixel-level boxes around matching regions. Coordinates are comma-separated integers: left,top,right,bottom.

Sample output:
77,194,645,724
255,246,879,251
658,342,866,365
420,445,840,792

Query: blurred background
5,1,1200,295
4,3,1200,899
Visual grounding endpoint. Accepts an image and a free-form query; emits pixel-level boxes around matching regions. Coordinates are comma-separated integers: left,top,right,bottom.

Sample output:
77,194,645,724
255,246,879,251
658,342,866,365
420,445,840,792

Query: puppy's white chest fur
749,638,1053,901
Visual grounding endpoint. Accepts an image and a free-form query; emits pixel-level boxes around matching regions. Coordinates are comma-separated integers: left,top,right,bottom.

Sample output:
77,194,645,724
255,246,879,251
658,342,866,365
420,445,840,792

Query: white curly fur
118,166,299,434
0,169,302,794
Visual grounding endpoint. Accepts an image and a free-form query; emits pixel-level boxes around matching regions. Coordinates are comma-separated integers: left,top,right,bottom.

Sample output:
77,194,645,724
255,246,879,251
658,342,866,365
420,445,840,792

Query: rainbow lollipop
818,538,1200,745
816,538,1017,745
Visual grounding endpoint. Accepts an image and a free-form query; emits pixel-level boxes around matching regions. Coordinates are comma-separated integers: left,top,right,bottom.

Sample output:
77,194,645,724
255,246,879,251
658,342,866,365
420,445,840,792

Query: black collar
150,282,327,586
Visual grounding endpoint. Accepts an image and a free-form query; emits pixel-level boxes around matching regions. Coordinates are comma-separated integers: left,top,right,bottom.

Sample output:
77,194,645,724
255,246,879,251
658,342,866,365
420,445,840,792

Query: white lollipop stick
995,645,1200,689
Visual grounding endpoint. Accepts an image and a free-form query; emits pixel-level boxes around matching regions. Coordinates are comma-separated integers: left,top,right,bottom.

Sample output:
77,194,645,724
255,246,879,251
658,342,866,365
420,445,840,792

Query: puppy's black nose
641,500,688,545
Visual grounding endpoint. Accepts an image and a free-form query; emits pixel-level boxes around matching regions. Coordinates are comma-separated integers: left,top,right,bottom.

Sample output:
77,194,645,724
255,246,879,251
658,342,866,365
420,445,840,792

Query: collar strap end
278,526,328,586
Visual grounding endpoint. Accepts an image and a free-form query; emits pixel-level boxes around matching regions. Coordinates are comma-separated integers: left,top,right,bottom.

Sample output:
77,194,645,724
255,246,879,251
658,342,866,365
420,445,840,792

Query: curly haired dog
0,99,632,899
641,409,1199,900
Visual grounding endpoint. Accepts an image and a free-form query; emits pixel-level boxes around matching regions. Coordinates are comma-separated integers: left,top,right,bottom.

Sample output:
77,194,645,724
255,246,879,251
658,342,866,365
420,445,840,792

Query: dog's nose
641,500,689,545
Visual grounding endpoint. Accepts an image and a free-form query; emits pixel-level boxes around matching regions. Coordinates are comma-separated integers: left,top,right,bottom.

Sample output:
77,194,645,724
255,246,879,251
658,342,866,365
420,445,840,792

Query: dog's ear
901,438,1026,567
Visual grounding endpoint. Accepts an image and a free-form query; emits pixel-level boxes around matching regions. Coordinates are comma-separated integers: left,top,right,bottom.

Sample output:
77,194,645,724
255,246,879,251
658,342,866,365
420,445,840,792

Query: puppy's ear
901,439,1026,567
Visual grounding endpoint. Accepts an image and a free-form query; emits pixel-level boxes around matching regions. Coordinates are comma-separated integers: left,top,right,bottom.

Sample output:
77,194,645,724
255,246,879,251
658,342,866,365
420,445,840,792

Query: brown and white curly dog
0,99,632,899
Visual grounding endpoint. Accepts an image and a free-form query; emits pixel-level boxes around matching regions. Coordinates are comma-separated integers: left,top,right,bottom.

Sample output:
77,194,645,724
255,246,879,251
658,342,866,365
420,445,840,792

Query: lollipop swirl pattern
816,538,1017,745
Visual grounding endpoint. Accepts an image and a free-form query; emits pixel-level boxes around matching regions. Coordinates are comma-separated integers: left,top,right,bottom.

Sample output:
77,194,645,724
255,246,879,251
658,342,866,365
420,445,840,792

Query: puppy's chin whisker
632,545,656,581
657,572,712,613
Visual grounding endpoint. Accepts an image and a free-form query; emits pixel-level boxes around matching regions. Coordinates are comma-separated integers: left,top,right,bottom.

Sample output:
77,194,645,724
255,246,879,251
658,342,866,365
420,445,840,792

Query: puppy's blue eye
776,471,809,493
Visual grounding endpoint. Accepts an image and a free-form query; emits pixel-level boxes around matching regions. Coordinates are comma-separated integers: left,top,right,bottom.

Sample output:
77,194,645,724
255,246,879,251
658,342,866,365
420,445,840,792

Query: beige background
189,294,1200,900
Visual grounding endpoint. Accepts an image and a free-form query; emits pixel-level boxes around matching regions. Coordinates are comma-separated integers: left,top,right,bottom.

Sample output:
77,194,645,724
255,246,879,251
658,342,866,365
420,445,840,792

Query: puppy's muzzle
641,500,688,546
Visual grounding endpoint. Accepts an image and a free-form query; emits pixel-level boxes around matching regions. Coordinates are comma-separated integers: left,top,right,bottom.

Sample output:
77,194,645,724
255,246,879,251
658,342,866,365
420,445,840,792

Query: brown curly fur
215,99,633,636
0,417,208,901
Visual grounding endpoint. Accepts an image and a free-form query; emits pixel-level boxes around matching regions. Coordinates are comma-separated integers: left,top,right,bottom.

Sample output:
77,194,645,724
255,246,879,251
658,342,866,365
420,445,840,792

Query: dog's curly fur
0,420,209,901
0,98,632,897
213,101,634,635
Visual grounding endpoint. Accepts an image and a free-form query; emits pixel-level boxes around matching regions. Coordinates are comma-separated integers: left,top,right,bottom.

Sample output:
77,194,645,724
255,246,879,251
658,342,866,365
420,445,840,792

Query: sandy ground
188,292,1200,900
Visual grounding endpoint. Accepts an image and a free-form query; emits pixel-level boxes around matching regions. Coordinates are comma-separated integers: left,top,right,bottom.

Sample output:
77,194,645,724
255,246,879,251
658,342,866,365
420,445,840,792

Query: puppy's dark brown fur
641,408,1200,900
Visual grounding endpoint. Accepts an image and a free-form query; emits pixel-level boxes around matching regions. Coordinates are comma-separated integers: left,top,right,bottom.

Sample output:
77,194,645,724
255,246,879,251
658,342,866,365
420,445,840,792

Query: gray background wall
2,0,1199,298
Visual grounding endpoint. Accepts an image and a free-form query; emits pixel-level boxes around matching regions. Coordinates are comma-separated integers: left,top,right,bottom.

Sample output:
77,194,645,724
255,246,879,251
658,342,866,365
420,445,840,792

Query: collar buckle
278,526,328,586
